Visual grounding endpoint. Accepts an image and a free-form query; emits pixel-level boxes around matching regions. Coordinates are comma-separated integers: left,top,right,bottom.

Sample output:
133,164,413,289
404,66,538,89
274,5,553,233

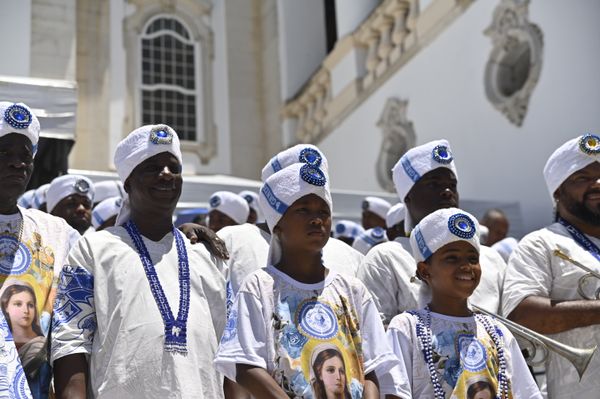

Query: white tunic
385,310,541,398
502,223,600,398
51,227,226,399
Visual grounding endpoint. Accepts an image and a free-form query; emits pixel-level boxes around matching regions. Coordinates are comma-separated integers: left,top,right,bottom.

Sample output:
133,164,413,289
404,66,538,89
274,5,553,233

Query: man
51,124,227,398
0,101,80,398
46,175,95,235
238,190,262,224
502,133,600,398
481,208,510,246
207,191,249,232
361,196,391,230
385,202,405,241
358,140,506,324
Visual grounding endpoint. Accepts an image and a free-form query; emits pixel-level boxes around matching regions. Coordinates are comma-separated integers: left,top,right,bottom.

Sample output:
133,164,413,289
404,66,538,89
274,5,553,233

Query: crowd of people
0,99,599,398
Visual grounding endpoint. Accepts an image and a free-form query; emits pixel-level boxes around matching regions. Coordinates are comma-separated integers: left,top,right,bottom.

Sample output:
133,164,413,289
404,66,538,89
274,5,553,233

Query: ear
416,261,431,285
123,177,131,194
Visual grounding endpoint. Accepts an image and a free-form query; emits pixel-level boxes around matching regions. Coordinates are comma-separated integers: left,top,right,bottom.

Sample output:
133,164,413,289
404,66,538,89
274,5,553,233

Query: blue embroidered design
53,265,95,335
73,179,90,194
431,145,453,164
0,236,32,275
209,195,221,208
261,184,288,215
298,148,322,167
458,334,487,372
4,104,32,130
447,213,476,239
578,133,600,155
414,227,433,260
149,125,173,144
296,300,338,340
125,221,190,354
271,157,282,173
12,368,30,399
280,325,308,358
371,227,385,240
335,223,346,234
400,157,421,182
299,164,326,186
221,309,237,343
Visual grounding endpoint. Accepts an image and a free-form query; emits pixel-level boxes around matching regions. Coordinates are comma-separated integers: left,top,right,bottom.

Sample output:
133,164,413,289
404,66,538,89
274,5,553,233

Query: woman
1,284,43,348
311,347,351,399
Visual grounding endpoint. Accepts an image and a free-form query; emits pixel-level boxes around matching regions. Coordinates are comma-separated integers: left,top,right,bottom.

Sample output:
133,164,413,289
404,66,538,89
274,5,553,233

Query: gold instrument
472,304,597,381
554,249,600,300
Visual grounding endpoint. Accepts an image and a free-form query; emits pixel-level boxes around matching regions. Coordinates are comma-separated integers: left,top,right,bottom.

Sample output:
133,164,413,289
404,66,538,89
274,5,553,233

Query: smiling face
52,194,92,234
0,134,34,208
556,162,600,226
125,152,182,218
405,168,459,227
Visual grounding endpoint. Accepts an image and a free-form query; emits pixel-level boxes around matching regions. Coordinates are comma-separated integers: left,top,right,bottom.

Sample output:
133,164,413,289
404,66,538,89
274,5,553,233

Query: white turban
92,196,123,229
392,139,458,231
352,227,388,255
332,220,364,239
0,102,40,152
47,174,95,213
209,191,250,225
18,190,36,209
93,180,124,204
261,144,329,182
543,133,600,202
114,124,182,225
386,203,406,228
259,162,332,265
410,207,480,263
238,190,260,212
32,184,49,209
362,196,391,220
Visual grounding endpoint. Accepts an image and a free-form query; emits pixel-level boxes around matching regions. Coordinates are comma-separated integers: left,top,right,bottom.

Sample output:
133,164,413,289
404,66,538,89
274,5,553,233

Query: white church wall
319,0,600,236
0,0,31,77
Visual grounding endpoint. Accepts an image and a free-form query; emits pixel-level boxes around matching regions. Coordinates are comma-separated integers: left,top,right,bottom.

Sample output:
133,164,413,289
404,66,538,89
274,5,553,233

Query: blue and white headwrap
409,207,480,262
261,144,329,182
352,227,388,255
0,101,40,154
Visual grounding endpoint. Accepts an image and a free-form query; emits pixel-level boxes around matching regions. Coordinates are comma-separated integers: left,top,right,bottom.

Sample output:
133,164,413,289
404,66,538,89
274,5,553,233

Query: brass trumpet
472,304,597,381
554,249,600,300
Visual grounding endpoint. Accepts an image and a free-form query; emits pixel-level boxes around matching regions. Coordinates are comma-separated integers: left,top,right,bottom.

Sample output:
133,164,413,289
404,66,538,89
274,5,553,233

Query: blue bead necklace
125,220,190,354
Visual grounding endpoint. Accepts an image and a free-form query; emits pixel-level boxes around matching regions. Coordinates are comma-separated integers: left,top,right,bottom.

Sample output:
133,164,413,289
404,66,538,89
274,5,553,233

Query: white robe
502,223,600,398
51,227,226,399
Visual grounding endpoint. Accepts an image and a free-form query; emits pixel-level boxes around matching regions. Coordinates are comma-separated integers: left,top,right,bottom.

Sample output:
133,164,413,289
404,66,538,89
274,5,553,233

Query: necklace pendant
172,325,181,337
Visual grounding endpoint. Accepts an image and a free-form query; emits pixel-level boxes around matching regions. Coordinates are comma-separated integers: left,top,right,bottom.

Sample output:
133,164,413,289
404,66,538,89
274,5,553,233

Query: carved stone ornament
376,98,416,192
484,0,543,126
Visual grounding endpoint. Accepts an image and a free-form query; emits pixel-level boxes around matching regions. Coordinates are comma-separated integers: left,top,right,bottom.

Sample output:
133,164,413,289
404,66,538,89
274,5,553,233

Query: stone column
334,0,380,38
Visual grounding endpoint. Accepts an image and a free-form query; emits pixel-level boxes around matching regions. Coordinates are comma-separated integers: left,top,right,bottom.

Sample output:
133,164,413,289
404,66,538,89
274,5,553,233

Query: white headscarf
32,184,49,209
543,133,600,202
385,202,406,228
17,190,36,209
92,196,123,229
113,124,183,225
238,190,263,220
361,196,391,220
93,180,125,204
0,101,40,153
46,174,95,213
261,144,329,182
352,227,388,255
410,207,480,263
209,191,250,225
332,220,364,239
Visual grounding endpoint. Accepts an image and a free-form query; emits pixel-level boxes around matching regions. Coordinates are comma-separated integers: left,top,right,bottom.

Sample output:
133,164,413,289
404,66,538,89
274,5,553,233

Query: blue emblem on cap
579,133,600,155
361,200,369,210
209,195,221,208
73,179,90,194
448,213,476,239
4,104,32,130
299,148,322,167
335,223,346,234
300,164,326,186
243,194,253,204
149,125,173,145
371,226,385,240
296,300,338,340
432,145,453,164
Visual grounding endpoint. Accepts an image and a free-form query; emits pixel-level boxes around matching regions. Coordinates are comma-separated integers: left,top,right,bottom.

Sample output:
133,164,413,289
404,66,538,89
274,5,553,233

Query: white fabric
260,143,329,182
91,196,122,229
410,208,480,263
93,180,124,204
491,236,518,263
352,227,388,255
0,311,33,398
209,191,249,225
32,184,49,209
501,223,600,398
362,196,391,220
385,310,542,398
238,190,260,212
332,219,364,239
386,203,405,228
543,134,600,201
46,174,95,213
357,239,420,325
0,101,40,148
218,223,362,296
214,265,409,398
51,227,226,399
17,189,35,209
391,139,458,231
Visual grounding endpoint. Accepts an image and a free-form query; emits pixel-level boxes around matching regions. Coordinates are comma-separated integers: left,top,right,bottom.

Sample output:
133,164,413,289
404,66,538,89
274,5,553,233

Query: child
384,208,541,398
214,162,410,398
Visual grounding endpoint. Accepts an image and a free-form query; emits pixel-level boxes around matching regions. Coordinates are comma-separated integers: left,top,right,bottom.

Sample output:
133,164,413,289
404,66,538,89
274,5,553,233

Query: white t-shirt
51,227,226,399
218,223,363,296
502,223,600,398
385,309,541,398
214,265,410,398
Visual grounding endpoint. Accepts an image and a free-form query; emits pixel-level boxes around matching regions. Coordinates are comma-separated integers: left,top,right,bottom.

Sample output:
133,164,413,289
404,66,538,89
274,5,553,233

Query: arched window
140,16,198,141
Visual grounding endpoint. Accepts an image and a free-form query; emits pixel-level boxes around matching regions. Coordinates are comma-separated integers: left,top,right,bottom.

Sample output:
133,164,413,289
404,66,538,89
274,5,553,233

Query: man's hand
178,223,229,260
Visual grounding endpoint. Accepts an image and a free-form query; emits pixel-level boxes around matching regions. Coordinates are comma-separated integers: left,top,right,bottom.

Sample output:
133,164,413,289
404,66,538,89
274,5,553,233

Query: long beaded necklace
125,220,190,354
410,306,509,399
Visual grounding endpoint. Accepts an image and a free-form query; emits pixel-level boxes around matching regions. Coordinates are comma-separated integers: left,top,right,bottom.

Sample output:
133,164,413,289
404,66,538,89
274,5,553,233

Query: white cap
352,227,388,255
410,208,480,263
32,184,50,209
93,180,124,204
385,203,406,228
18,190,36,209
543,133,600,202
209,191,250,225
92,196,123,229
0,102,40,152
261,144,329,182
491,236,518,263
47,175,95,214
361,196,391,220
332,220,364,239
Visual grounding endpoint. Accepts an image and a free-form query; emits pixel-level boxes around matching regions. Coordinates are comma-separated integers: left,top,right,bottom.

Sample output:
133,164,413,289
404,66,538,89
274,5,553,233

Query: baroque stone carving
376,98,415,192
484,0,543,126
